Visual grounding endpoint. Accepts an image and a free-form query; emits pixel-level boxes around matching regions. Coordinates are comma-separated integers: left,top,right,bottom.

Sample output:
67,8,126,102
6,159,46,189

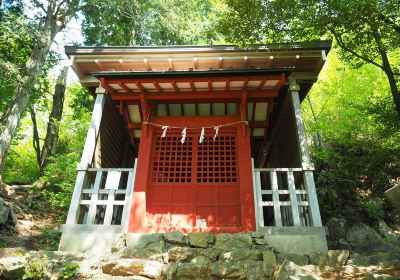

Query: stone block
167,247,199,263
188,232,214,248
163,232,186,245
346,223,382,246
221,248,262,262
214,233,252,252
102,258,163,279
262,250,277,266
121,247,165,261
111,232,126,253
126,233,164,250
0,256,27,280
277,253,309,266
175,262,211,279
348,253,370,266
309,250,349,267
275,260,319,280
211,260,272,280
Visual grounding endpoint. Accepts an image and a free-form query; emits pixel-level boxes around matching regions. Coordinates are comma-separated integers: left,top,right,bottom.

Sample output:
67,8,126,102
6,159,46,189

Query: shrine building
60,41,331,254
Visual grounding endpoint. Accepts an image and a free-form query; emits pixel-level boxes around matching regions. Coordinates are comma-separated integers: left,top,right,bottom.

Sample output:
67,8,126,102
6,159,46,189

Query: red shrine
60,42,331,254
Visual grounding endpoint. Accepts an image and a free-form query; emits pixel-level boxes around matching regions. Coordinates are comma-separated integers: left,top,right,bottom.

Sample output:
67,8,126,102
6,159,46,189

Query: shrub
38,228,61,251
59,262,80,279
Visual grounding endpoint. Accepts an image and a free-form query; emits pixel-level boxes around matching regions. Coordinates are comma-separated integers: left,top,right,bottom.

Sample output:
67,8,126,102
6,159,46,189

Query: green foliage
82,0,223,46
59,262,80,280
0,239,7,248
23,256,49,280
303,51,400,222
38,228,61,251
3,144,40,184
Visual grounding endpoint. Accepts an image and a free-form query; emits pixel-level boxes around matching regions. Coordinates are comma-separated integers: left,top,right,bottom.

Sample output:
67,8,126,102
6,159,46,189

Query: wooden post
289,79,322,227
78,89,105,170
65,89,105,225
252,159,264,230
270,171,282,226
121,163,137,231
287,170,301,226
85,170,103,224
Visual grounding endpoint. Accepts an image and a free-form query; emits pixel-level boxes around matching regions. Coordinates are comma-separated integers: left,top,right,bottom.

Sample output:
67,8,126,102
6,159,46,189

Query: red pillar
237,125,256,231
128,125,153,232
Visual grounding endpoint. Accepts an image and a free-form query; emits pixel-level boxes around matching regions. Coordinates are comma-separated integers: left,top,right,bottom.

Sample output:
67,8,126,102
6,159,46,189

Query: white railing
66,167,136,228
253,167,322,229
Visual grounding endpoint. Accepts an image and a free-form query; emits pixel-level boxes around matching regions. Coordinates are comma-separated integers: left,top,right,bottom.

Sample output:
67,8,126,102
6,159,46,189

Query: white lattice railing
66,167,136,228
253,167,322,229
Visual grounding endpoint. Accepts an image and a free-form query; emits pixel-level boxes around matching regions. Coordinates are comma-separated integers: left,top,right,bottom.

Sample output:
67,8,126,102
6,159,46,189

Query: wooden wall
93,95,134,168
266,92,301,168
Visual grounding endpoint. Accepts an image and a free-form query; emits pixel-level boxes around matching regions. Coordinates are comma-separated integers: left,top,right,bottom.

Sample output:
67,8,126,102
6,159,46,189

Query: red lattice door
147,128,241,231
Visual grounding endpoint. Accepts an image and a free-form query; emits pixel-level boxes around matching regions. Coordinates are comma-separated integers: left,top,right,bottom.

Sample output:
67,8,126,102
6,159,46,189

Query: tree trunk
29,104,41,167
372,28,400,119
0,15,59,182
40,66,68,172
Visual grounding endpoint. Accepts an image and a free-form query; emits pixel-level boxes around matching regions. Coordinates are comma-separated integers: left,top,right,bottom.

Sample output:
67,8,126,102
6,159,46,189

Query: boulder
377,220,399,243
348,253,370,266
111,233,127,253
0,248,26,258
262,250,277,266
190,255,212,265
188,232,214,248
211,261,272,280
163,232,186,245
126,233,164,251
369,252,400,266
102,258,163,279
309,250,349,267
0,198,10,225
365,272,400,280
197,248,221,262
175,262,211,279
0,256,26,280
120,247,165,262
275,260,320,280
220,248,262,262
214,233,252,252
277,253,309,266
346,223,382,246
167,247,199,263
326,217,347,241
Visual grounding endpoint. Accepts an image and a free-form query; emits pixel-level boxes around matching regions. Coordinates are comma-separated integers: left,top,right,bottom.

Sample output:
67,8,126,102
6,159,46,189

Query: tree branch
377,11,400,34
31,0,48,15
330,28,385,70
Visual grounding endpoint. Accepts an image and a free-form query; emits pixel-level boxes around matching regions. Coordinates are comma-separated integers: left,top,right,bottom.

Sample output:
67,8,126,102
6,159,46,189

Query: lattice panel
197,136,238,183
152,136,193,183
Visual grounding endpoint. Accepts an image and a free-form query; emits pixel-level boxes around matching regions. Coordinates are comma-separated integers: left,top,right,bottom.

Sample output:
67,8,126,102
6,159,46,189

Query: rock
167,247,199,263
162,263,178,280
221,248,262,262
197,248,221,262
175,262,211,279
369,252,400,266
102,258,163,279
111,233,126,253
126,233,164,251
211,261,272,280
327,239,352,250
262,250,277,266
121,247,164,262
188,232,214,248
365,272,400,280
377,220,399,243
275,260,319,280
326,217,348,241
309,250,349,267
0,256,26,280
346,222,382,246
0,198,10,225
190,255,212,265
277,253,309,266
348,253,370,266
0,248,26,258
163,232,186,245
214,233,252,252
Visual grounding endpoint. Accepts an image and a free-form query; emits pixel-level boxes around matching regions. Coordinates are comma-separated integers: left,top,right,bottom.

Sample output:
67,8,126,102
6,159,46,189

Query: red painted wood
128,114,256,233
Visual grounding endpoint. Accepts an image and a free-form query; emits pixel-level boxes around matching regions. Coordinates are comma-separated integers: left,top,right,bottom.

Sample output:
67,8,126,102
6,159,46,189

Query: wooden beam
118,82,130,93
110,89,278,101
100,78,117,94
134,81,146,92
153,81,163,92
258,78,267,90
274,73,286,91
249,121,269,128
189,80,195,91
103,75,284,86
171,81,179,91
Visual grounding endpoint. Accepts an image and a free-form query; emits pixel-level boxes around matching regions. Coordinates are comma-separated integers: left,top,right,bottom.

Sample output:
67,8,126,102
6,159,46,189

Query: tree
82,0,222,46
0,0,83,182
218,0,400,117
